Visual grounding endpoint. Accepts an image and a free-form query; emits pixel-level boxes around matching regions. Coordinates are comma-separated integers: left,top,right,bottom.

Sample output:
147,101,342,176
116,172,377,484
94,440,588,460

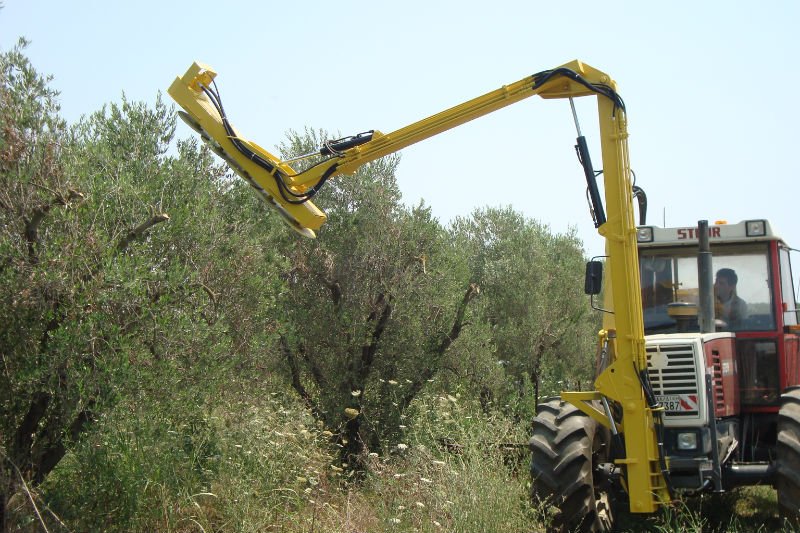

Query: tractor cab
637,220,800,463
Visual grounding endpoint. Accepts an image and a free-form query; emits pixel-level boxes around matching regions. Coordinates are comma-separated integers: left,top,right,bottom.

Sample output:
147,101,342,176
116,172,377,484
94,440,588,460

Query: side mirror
585,261,603,295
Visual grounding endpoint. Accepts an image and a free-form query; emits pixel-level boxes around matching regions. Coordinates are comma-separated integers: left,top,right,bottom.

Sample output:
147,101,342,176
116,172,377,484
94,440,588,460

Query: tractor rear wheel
776,386,800,521
530,398,615,532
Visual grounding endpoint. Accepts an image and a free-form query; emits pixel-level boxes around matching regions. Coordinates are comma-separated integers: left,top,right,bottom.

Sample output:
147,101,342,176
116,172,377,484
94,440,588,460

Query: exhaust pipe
632,185,647,226
697,220,715,333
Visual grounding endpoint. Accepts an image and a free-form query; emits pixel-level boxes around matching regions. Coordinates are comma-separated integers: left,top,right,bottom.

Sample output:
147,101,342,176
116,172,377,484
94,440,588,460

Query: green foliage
39,380,336,532
0,40,288,529
1,39,87,496
449,207,599,419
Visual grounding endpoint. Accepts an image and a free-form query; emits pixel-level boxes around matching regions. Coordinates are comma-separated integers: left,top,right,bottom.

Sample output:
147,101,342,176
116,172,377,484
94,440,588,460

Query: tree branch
23,204,50,261
11,392,51,477
32,401,95,484
359,295,392,383
317,251,342,311
439,283,480,354
400,283,480,410
299,343,325,391
80,209,171,284
280,336,323,420
116,212,170,252
22,189,85,263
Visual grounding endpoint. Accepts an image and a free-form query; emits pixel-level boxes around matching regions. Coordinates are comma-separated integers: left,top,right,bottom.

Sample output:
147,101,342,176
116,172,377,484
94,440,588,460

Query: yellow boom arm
169,59,671,512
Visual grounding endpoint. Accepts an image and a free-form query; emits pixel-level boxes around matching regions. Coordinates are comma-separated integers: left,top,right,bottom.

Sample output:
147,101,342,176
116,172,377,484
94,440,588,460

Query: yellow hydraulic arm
169,60,672,513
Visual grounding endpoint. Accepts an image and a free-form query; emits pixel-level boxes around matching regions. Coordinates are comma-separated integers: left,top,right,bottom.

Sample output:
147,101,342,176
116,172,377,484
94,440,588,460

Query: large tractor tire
776,386,800,521
530,398,615,533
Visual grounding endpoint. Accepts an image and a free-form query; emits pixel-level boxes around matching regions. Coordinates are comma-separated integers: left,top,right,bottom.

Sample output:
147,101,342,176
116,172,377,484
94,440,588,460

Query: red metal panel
784,335,800,387
704,336,739,417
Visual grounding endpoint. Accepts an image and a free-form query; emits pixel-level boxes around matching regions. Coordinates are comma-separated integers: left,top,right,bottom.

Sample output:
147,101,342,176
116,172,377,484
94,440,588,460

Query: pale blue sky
2,1,798,256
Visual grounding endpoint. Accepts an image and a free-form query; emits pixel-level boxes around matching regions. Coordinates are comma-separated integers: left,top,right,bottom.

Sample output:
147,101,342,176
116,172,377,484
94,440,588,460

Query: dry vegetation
6,383,790,532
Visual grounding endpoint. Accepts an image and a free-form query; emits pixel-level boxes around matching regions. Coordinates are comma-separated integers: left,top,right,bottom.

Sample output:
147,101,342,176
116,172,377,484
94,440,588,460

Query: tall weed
39,377,335,532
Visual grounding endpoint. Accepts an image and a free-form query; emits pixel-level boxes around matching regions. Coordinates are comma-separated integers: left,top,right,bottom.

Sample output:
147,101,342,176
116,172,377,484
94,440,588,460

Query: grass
616,486,791,533
7,385,794,533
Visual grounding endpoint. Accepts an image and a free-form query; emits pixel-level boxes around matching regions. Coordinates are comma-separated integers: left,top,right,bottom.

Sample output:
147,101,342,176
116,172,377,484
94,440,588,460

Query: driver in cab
715,268,747,329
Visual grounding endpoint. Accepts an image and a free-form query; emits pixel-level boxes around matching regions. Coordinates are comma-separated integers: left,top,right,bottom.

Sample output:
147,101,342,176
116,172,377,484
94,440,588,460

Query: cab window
639,244,774,333
780,247,798,326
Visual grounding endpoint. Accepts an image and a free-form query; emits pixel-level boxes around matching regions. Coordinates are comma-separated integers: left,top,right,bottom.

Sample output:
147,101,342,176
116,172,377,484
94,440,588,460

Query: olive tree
451,207,598,416
0,41,288,527
275,129,477,469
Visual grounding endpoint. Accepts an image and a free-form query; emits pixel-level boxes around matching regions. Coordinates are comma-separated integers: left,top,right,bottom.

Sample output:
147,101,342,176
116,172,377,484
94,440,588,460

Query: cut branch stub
117,213,170,252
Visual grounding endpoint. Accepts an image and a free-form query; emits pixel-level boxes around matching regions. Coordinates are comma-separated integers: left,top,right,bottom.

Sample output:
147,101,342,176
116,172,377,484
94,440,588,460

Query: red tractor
531,218,800,531
636,219,800,497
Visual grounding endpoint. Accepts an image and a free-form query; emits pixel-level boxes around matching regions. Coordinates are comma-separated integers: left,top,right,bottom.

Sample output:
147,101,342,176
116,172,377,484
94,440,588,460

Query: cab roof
636,220,783,248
